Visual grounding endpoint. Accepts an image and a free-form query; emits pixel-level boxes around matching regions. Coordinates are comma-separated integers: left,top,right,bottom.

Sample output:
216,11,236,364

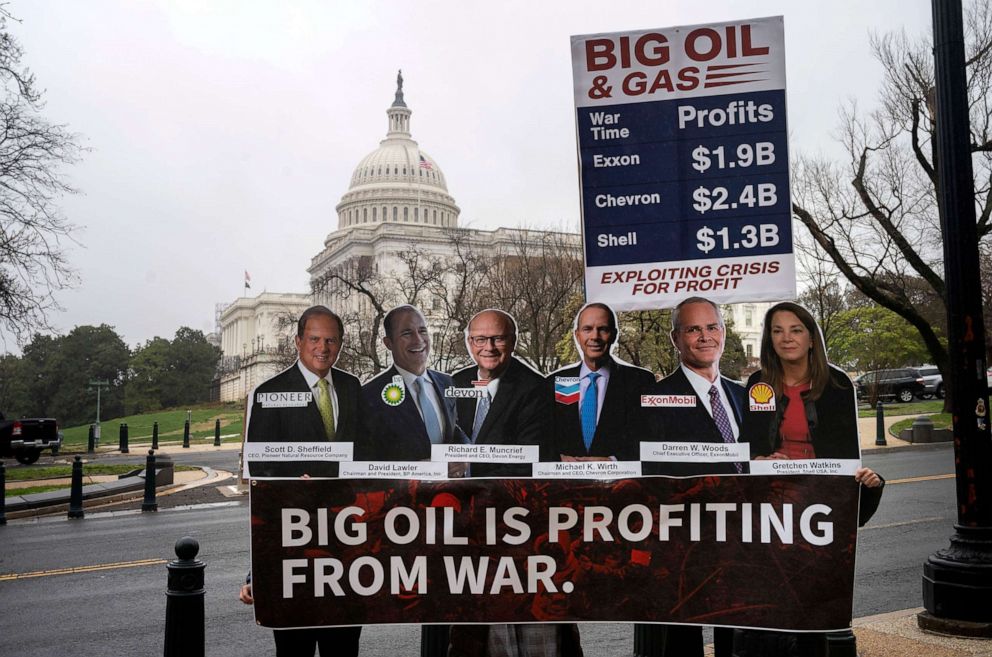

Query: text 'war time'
276,502,836,598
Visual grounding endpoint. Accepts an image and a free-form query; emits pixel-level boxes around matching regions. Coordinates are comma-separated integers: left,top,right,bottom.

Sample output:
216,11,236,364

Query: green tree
163,327,220,407
0,353,28,416
128,336,171,414
19,325,129,425
829,306,932,372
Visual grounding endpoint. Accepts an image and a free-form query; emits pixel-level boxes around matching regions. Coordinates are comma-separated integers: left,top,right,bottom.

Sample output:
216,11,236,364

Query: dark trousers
634,624,734,657
273,627,361,657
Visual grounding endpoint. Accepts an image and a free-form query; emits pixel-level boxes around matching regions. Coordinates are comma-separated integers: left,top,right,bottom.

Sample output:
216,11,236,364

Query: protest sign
571,16,796,309
250,474,858,632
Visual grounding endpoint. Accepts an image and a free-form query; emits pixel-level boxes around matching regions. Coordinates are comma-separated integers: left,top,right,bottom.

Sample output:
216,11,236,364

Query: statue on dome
393,69,406,107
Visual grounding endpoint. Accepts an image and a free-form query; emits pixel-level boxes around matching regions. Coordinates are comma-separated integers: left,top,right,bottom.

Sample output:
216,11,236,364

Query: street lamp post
88,379,109,445
919,0,992,636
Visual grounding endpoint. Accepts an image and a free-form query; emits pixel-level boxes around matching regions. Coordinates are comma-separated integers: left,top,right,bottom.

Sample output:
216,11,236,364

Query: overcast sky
6,0,933,351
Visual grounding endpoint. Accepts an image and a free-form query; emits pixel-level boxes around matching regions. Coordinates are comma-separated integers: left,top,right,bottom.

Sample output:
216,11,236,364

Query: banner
571,16,796,309
249,474,859,631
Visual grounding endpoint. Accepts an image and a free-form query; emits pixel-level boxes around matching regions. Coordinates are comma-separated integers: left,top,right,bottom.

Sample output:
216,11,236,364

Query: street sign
571,16,795,309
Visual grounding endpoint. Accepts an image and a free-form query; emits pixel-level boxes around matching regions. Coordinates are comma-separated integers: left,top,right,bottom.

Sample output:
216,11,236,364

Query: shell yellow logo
750,383,774,404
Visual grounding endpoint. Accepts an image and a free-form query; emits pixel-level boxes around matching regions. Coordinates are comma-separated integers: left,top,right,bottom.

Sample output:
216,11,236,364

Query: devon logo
381,383,405,406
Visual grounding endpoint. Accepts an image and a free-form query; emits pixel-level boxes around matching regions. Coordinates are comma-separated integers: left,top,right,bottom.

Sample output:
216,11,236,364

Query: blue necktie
580,371,600,452
415,376,444,444
471,389,491,442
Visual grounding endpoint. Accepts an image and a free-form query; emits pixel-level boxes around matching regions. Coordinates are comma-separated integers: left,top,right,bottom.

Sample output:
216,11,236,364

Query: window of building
403,207,408,221
393,206,398,221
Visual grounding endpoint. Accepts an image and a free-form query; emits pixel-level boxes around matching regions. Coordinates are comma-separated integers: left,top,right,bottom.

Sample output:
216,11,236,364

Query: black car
854,368,926,403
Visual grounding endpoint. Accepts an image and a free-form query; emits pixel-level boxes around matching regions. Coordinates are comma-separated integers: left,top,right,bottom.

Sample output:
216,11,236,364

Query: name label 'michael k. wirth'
257,392,314,408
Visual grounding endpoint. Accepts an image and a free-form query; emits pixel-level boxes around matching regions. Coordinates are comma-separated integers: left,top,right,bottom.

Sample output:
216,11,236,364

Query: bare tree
0,10,84,343
791,1,992,410
488,229,584,373
312,256,391,379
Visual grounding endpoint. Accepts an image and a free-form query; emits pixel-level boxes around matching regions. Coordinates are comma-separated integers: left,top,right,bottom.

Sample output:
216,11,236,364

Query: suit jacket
357,366,469,461
644,367,747,476
451,357,548,477
545,358,655,462
245,362,362,477
740,366,883,526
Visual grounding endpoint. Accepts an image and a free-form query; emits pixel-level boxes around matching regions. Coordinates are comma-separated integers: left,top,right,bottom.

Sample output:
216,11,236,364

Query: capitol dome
335,71,460,230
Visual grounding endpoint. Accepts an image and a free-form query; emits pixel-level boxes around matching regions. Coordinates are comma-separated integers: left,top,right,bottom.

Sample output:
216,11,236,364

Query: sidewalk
857,410,943,453
852,608,992,656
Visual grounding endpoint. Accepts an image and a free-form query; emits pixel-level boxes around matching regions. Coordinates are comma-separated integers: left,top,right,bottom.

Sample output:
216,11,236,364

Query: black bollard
213,418,221,447
120,423,129,453
142,450,158,512
68,455,84,519
826,629,858,656
152,421,159,450
182,420,190,449
163,536,205,657
875,401,887,446
0,461,7,526
88,424,95,453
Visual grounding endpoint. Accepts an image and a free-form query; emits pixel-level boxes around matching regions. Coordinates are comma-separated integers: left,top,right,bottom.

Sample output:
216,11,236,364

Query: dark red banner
249,475,859,631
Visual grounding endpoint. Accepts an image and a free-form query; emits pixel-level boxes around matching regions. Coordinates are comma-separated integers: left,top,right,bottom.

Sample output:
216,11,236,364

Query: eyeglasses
468,335,510,347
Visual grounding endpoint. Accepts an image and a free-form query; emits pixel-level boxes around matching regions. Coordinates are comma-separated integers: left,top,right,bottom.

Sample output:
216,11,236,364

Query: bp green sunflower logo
381,383,405,406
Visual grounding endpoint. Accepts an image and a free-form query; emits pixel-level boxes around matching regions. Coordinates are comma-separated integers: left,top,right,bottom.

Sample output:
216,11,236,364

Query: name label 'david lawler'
339,462,448,480
257,392,313,408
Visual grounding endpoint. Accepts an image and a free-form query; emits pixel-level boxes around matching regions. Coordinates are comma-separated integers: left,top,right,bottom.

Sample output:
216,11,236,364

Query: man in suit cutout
239,305,363,657
641,296,746,657
358,304,469,461
359,304,468,653
446,309,582,657
547,302,654,462
451,308,547,477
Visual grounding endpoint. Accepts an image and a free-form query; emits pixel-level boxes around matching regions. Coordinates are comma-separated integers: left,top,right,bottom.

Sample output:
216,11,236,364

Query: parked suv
912,366,944,399
854,368,926,403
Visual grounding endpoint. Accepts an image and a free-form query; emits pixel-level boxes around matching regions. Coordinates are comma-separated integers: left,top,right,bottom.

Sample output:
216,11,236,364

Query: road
0,445,959,656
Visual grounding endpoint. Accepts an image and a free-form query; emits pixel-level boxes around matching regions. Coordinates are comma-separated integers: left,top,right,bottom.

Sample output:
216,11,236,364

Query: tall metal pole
919,0,992,635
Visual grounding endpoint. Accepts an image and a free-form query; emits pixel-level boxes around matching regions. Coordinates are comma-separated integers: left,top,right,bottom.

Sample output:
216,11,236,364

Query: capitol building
215,73,768,401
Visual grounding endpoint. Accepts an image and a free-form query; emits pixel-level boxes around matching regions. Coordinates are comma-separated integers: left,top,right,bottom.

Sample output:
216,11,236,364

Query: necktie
471,388,491,442
316,378,336,440
415,376,444,444
709,384,742,473
580,371,600,452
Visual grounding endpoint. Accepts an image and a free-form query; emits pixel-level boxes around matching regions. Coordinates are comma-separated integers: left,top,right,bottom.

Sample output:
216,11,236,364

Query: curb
4,467,236,520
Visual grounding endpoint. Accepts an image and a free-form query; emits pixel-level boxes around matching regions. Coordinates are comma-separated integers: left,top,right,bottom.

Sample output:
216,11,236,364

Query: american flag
244,270,251,290
419,154,433,170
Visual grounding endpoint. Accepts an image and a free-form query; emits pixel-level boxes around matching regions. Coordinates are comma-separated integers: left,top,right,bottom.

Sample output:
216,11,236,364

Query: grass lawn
890,413,952,437
60,403,245,449
6,463,197,482
858,400,945,418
